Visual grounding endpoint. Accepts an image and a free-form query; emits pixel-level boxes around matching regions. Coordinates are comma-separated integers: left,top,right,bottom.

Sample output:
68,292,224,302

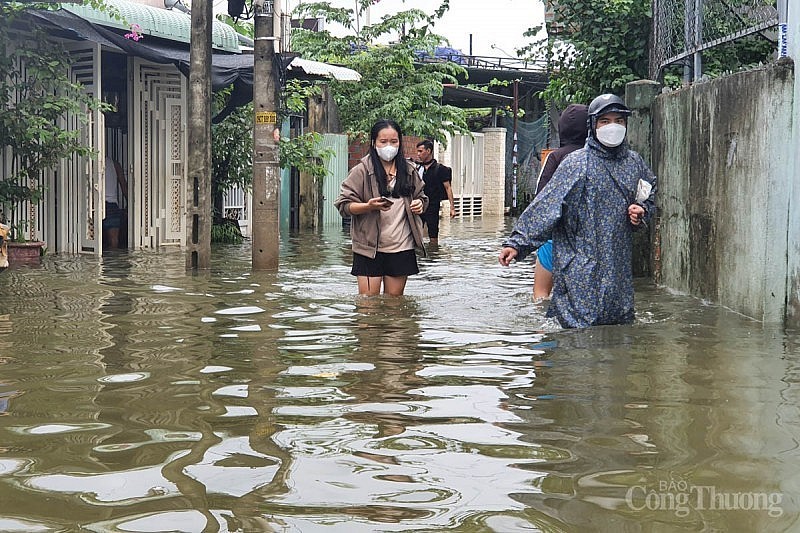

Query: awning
27,9,360,84
64,0,241,53
27,9,254,90
287,57,361,82
23,8,361,122
441,84,514,109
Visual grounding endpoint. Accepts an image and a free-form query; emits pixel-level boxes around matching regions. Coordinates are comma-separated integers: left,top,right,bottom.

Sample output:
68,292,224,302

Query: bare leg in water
533,259,553,301
357,275,409,296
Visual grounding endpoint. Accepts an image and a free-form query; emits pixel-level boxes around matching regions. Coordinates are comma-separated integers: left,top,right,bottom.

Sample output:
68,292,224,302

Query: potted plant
0,4,108,262
0,164,47,265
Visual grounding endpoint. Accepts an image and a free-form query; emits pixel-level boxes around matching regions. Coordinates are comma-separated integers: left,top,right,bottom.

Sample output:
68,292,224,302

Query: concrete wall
482,127,506,216
651,61,795,323
626,80,662,278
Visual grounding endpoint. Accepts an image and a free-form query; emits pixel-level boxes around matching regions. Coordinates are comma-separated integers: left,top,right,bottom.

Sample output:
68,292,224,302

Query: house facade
2,1,251,255
5,0,514,254
4,0,353,255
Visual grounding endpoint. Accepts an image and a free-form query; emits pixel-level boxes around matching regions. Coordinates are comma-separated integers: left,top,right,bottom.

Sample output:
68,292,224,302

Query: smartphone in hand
380,196,394,206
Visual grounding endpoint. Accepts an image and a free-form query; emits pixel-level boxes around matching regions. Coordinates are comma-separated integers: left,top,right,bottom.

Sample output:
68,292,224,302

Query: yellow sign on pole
255,111,277,125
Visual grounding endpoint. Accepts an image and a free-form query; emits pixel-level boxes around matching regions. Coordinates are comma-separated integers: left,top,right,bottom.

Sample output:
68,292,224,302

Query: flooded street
0,216,798,532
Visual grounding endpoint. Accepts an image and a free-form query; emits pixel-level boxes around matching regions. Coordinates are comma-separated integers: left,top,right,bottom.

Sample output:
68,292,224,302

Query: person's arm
503,156,583,261
410,164,429,214
334,164,389,216
440,165,455,217
501,201,541,261
443,181,455,218
113,160,128,201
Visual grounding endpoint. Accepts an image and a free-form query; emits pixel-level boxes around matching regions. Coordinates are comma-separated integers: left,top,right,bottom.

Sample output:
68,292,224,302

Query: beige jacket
334,154,428,259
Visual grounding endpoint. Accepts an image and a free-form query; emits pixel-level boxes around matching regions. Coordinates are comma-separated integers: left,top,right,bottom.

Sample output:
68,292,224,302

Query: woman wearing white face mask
499,94,658,328
335,119,428,296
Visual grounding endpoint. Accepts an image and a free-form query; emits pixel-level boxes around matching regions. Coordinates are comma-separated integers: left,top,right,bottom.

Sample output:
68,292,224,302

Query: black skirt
351,249,419,277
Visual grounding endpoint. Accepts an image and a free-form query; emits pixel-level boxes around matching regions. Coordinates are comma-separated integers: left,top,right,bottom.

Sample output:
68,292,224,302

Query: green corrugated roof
65,0,241,53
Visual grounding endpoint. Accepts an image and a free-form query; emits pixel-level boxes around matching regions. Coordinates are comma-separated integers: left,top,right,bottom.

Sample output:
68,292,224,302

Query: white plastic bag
635,179,652,203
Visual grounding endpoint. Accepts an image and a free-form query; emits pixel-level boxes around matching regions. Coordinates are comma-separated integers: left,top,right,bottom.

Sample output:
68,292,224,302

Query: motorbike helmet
587,93,631,133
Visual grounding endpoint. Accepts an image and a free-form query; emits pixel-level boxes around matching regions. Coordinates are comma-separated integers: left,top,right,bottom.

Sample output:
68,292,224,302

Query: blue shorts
537,240,553,272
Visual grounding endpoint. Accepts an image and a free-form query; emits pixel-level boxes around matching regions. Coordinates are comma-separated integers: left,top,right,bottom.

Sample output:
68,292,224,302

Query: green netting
504,113,550,210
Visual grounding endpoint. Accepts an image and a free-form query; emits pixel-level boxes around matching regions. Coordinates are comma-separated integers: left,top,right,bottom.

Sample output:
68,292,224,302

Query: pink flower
124,23,143,41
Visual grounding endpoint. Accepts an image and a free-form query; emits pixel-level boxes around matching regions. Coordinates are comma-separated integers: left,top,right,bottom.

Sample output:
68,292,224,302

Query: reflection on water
0,217,798,532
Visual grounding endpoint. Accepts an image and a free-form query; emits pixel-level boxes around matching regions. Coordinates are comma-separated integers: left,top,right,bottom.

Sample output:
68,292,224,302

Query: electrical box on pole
251,0,281,270
186,0,213,270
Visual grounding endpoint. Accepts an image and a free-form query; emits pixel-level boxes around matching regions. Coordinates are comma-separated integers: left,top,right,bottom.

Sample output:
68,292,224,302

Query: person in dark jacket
531,104,589,300
499,94,657,329
415,139,455,246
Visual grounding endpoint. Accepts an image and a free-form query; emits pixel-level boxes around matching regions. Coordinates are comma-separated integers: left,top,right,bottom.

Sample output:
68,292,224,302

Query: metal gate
129,58,186,249
57,41,104,254
1,39,104,254
223,186,250,236
449,132,485,218
320,133,349,227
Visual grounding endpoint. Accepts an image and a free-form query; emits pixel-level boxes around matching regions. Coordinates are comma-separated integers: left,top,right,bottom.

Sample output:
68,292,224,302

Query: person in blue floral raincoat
499,94,657,328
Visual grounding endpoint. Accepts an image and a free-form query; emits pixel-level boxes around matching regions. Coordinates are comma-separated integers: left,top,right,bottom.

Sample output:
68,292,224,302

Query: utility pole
251,0,281,270
777,0,788,58
186,0,213,270
511,79,519,213
693,0,703,81
683,0,703,83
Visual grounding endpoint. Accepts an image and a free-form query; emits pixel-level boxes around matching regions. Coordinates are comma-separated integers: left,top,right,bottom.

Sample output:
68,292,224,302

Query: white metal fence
223,185,249,236
448,133,485,218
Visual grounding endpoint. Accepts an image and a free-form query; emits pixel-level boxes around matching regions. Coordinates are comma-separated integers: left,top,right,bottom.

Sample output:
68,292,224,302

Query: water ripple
0,220,794,531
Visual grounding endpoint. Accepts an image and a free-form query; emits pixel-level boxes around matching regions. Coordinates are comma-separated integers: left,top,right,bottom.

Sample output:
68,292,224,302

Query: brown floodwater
0,217,797,532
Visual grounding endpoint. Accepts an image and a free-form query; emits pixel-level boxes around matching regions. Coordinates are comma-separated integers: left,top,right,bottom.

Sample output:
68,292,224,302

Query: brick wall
348,135,424,170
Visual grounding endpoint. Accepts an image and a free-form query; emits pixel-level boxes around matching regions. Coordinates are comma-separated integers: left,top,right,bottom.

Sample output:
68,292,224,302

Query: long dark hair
369,119,412,198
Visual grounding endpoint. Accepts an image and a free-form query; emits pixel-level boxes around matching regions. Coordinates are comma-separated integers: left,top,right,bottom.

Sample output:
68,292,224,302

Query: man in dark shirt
415,139,455,245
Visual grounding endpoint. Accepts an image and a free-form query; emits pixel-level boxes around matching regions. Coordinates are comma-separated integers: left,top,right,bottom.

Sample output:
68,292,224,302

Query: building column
481,127,506,217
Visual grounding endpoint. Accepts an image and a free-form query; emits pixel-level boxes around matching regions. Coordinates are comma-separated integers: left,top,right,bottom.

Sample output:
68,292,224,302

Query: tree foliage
211,80,334,198
530,0,652,106
290,1,467,141
0,3,110,239
525,0,777,106
211,94,253,200
279,80,334,181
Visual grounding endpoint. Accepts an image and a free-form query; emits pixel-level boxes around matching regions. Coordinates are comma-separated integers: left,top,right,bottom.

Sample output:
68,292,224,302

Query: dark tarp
23,9,506,122
25,9,291,122
28,9,261,90
441,84,513,109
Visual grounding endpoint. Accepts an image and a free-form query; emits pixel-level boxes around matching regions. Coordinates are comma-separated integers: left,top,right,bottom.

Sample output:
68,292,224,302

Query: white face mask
376,145,399,162
595,123,627,147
